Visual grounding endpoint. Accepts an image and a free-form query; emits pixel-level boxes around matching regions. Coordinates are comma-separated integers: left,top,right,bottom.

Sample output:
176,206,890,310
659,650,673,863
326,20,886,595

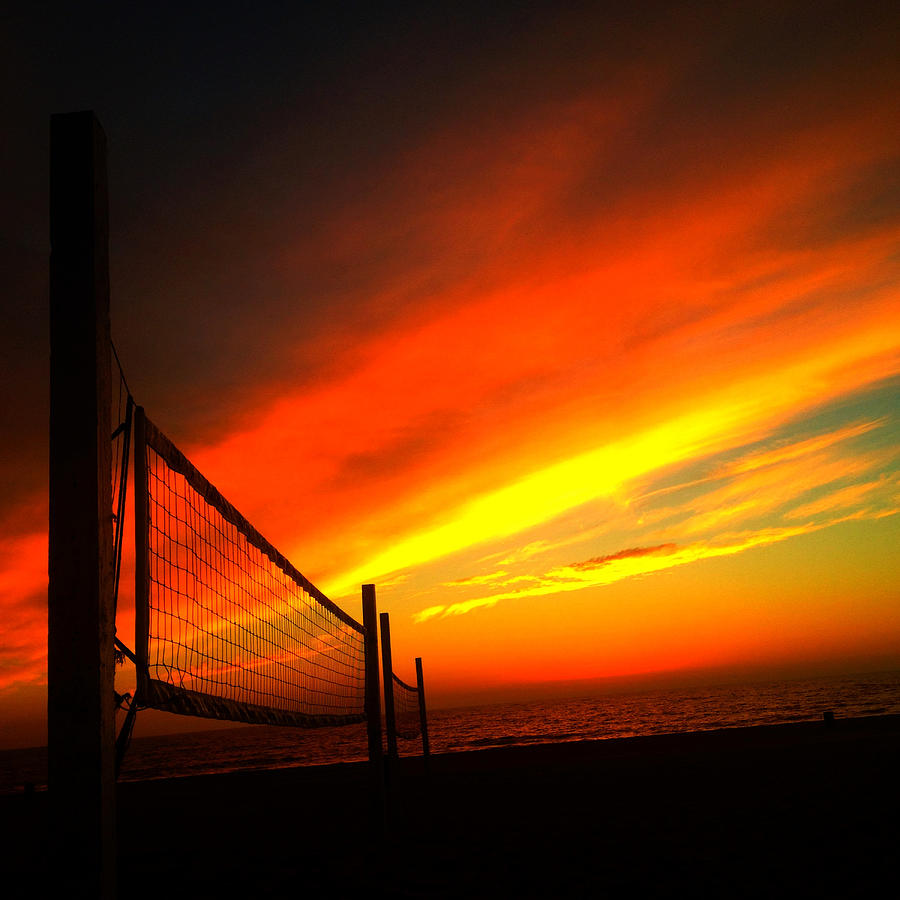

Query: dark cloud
0,1,713,450
765,155,900,252
571,543,677,570
329,412,461,489
0,242,48,518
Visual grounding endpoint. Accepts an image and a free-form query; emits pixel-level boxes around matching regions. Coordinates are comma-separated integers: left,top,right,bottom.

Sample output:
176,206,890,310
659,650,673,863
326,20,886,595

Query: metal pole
416,657,430,763
380,612,399,760
48,110,115,899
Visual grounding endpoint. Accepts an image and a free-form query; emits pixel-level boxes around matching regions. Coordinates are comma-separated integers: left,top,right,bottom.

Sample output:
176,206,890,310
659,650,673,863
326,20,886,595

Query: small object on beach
823,710,835,726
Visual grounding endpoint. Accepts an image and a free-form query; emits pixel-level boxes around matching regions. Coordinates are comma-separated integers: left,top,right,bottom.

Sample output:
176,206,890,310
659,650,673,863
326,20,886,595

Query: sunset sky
2,1,899,747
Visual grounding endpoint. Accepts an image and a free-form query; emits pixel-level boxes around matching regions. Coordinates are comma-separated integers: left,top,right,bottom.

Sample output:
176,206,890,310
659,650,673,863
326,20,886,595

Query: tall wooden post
48,110,115,899
362,584,383,766
415,657,430,762
361,584,385,831
380,612,399,760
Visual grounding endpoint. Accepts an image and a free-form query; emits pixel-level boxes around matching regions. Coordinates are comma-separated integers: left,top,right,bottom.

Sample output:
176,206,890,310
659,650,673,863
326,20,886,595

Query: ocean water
3,669,900,794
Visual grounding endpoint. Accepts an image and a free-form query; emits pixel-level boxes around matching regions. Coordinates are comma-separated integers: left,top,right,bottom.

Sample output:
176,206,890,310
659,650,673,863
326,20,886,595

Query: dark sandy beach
5,714,898,898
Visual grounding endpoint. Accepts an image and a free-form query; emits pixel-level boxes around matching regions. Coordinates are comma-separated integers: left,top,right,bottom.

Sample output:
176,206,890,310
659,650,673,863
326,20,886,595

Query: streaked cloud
570,544,678,571
785,476,900,521
716,419,886,479
0,532,48,691
413,411,900,622
415,511,898,623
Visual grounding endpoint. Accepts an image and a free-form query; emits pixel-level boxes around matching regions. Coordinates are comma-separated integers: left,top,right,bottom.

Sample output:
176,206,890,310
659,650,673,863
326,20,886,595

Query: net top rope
144,418,361,633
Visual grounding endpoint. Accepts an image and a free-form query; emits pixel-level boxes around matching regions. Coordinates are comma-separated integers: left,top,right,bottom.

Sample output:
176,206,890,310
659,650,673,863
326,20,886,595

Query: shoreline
2,709,898,793
4,713,898,896
125,709,900,786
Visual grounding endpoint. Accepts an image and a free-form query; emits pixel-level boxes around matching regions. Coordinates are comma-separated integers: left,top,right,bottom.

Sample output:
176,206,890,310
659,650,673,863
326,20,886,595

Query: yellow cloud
441,596,504,617
445,571,510,587
497,540,552,565
413,510,899,621
412,605,447,624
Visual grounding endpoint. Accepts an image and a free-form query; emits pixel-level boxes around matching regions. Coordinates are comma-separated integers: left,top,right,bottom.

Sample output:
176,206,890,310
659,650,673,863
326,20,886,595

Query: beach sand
5,714,898,897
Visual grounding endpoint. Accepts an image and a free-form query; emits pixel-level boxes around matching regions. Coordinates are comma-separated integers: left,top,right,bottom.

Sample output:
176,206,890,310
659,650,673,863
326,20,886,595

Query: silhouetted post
380,612,399,761
416,657,431,764
48,110,115,899
362,584,385,830
362,584,383,766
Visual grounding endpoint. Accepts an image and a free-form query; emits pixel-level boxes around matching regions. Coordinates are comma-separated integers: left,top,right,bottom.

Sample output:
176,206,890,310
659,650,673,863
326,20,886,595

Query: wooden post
416,657,431,763
380,612,399,760
48,110,115,899
362,584,383,766
361,584,385,831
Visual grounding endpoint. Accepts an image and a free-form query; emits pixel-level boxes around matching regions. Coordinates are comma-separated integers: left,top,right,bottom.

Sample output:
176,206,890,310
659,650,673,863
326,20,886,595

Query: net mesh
137,414,366,728
391,673,422,741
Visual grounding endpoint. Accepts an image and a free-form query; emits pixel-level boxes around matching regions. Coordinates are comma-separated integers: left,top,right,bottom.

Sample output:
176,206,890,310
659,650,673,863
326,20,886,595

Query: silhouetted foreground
6,715,898,897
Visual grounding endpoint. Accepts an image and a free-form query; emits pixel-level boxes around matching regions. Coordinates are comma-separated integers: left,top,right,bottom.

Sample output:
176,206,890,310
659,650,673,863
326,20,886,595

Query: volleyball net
133,407,367,728
390,673,423,741
380,612,430,758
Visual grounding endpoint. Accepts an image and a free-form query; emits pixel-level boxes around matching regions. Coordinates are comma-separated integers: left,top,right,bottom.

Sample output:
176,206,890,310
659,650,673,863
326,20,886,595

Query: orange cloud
0,532,48,692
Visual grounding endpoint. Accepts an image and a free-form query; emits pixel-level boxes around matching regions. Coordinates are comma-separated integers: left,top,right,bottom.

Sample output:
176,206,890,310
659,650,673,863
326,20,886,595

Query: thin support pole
416,657,431,763
380,612,399,760
48,110,115,900
133,406,150,699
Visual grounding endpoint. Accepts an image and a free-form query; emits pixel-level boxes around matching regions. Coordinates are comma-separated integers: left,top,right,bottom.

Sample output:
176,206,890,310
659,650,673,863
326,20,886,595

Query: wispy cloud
785,475,900,521
412,605,448,624
716,419,886,478
445,570,542,588
445,571,510,587
412,411,899,623
631,421,896,540
413,512,898,623
570,543,678,571
632,418,887,507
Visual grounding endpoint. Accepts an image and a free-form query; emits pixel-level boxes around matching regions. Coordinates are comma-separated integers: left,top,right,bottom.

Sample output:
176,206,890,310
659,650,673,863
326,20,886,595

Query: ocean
3,668,900,795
